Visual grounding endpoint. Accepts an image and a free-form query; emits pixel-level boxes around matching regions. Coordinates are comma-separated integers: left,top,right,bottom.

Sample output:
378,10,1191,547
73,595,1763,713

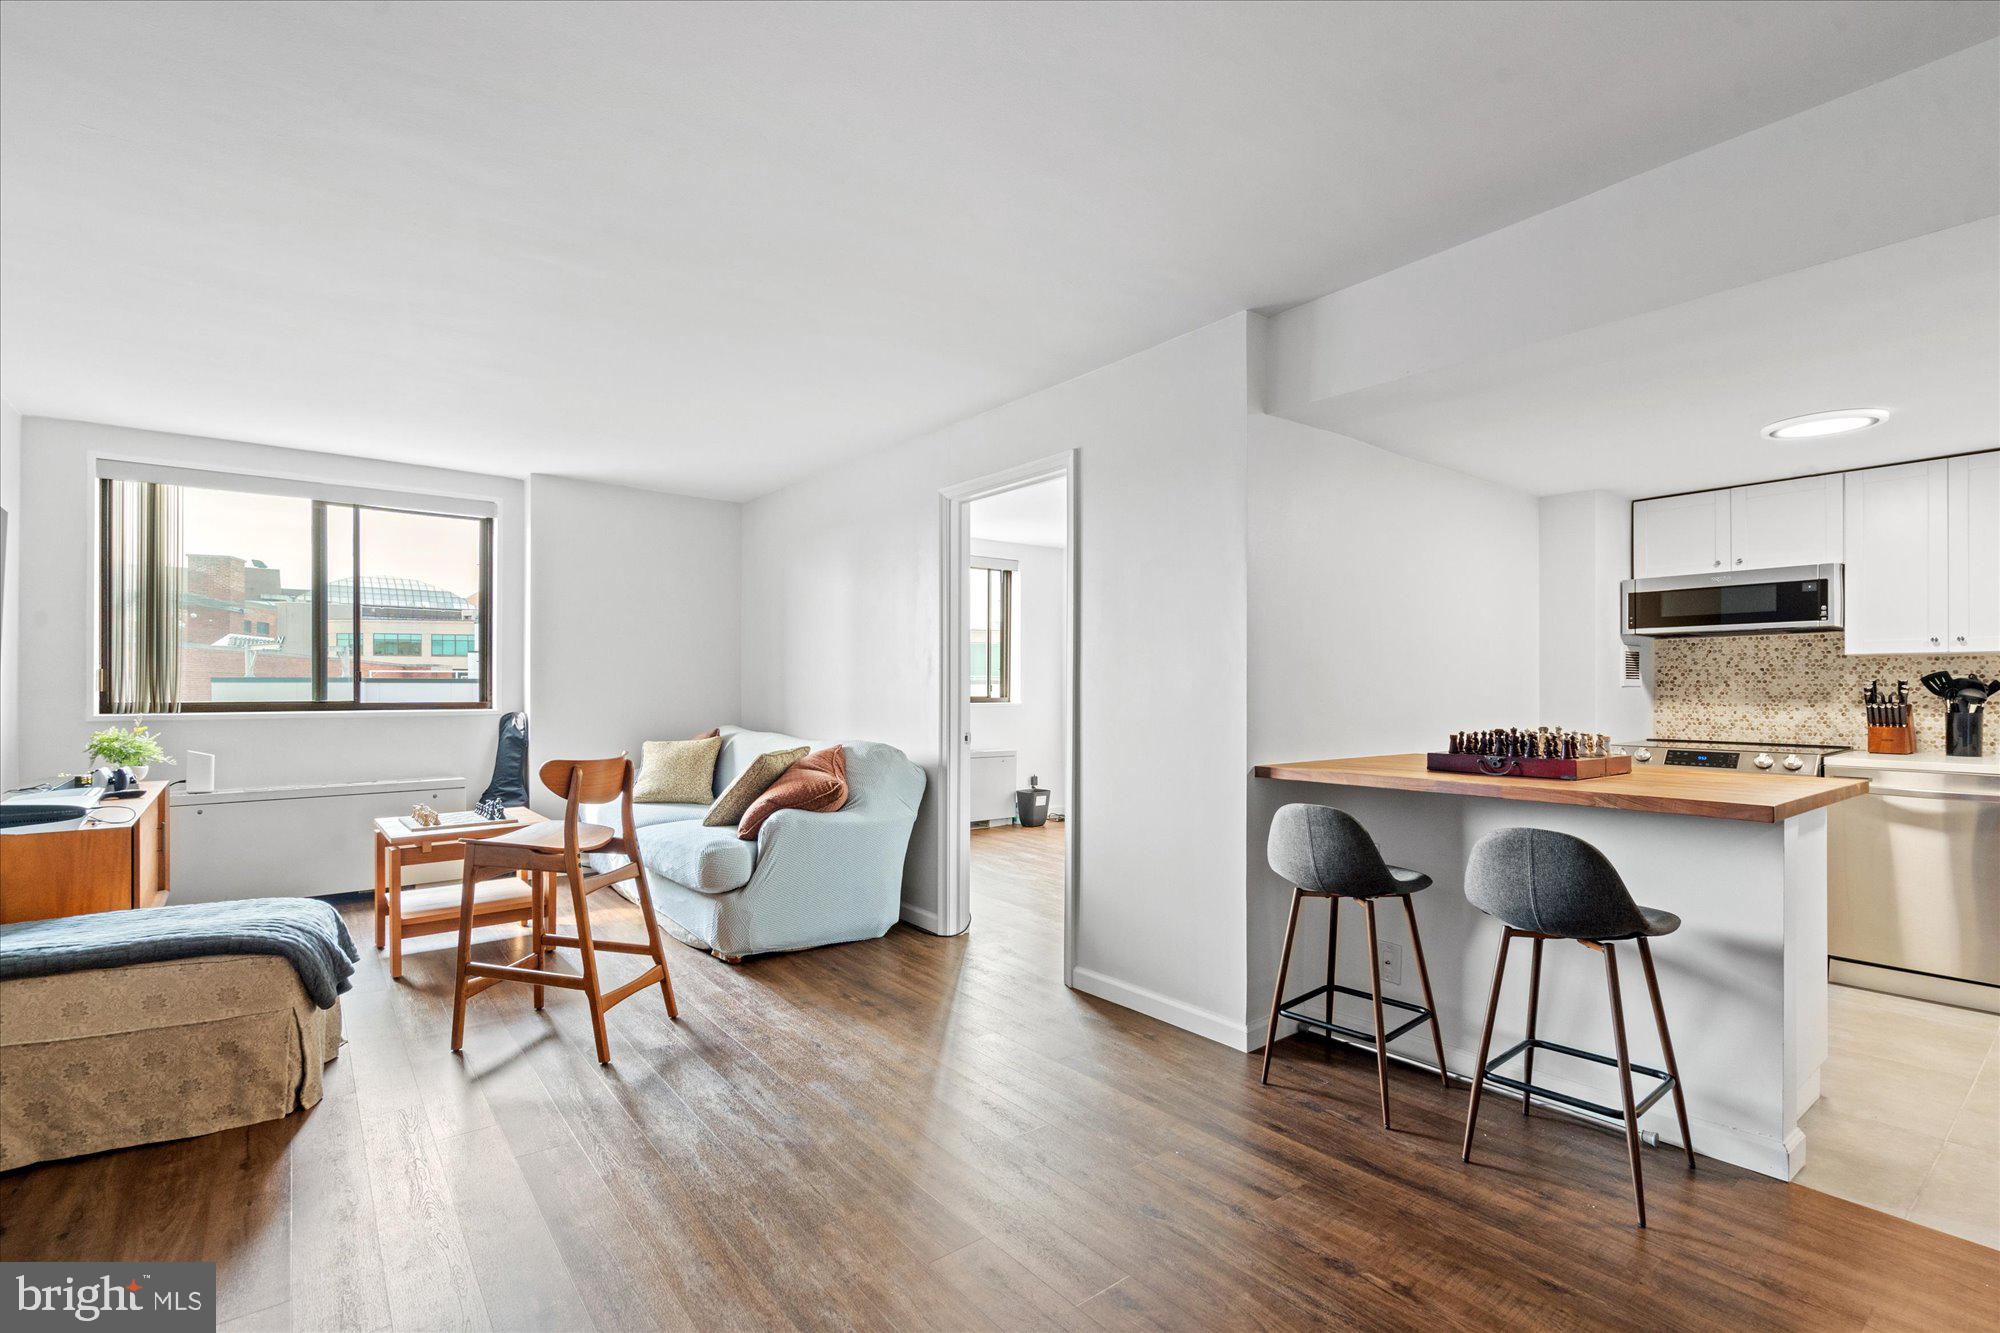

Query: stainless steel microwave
1621,564,1843,637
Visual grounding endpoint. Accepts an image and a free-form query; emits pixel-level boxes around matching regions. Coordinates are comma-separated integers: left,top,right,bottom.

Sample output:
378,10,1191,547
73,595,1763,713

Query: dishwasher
1826,754,2000,1014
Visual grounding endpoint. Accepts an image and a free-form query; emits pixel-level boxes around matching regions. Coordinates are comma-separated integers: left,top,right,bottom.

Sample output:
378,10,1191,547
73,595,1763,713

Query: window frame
968,562,1013,704
97,479,494,715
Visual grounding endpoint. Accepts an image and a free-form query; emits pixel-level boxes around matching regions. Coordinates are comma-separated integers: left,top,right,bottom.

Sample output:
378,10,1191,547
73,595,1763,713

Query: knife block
1866,722,1915,755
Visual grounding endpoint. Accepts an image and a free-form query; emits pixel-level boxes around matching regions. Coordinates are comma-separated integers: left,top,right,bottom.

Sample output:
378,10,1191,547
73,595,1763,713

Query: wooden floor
5,820,1996,1331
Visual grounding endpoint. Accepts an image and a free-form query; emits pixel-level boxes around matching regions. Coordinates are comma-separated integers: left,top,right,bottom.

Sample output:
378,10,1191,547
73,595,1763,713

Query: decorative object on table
474,795,510,822
83,722,173,786
1862,678,1916,754
1922,672,1995,758
1015,775,1050,827
398,808,501,832
1428,728,1630,780
480,711,531,807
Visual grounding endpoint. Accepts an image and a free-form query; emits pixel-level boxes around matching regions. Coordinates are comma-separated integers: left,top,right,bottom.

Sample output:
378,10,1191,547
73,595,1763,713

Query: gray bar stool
1260,804,1448,1129
1459,827,1694,1227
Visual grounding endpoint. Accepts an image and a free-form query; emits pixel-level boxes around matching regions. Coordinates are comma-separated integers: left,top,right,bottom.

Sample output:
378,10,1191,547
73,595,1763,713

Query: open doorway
937,453,1076,981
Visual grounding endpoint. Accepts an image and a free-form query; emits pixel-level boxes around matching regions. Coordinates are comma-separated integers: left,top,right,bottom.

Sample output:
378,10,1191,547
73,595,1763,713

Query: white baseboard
1070,967,1256,1051
899,901,944,935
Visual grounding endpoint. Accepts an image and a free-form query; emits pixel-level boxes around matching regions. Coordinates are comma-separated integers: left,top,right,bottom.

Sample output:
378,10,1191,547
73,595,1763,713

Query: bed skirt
0,954,342,1170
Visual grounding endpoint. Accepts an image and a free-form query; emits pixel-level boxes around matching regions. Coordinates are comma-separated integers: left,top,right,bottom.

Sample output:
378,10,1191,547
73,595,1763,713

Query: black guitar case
480,711,531,807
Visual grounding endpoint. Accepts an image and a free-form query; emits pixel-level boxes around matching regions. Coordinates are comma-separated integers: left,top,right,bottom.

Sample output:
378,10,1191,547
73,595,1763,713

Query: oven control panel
1664,749,1740,769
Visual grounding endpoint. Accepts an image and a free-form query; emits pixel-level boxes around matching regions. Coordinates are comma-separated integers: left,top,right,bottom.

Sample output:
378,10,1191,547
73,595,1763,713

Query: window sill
97,708,503,721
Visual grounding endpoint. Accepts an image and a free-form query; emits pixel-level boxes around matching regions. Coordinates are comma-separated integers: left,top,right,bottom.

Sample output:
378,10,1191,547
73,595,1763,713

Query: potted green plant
85,722,174,784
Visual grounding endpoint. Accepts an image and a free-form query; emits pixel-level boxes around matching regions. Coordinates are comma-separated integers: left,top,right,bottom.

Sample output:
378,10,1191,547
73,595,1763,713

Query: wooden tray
1426,753,1634,781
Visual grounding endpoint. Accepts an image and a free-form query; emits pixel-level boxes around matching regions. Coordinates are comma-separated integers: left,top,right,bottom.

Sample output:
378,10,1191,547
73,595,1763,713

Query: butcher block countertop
1252,753,1869,823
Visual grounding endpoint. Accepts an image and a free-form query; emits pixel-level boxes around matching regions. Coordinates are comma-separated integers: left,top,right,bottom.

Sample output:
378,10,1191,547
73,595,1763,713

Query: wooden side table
372,808,550,980
0,781,172,924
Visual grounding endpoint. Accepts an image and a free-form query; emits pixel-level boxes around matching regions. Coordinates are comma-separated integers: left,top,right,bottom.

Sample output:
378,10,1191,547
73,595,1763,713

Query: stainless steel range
1610,738,1850,776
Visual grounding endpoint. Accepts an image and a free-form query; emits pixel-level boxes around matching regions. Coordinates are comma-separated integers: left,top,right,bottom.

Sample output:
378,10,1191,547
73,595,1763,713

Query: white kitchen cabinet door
1843,459,1948,655
1729,473,1842,570
1633,490,1731,578
1947,450,2000,652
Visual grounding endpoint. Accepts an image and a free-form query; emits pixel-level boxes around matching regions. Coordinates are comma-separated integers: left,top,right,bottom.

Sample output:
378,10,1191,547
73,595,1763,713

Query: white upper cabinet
1946,451,2000,652
1843,459,1949,655
1634,451,1996,653
1728,474,1843,570
1633,490,1731,578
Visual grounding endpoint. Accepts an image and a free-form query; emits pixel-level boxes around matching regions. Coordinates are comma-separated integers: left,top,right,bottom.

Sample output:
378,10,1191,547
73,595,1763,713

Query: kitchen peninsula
1252,754,1870,1180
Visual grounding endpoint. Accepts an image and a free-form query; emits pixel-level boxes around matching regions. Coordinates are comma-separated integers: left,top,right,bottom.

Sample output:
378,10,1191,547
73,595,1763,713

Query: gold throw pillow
634,734,723,804
705,747,809,826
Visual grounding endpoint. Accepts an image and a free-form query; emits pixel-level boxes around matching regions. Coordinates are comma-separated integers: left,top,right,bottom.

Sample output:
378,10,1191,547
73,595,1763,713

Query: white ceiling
4,2,1995,500
1296,220,2000,498
971,477,1067,549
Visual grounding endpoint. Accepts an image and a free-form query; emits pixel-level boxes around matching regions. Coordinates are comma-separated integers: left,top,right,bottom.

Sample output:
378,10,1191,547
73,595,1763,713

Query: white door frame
936,450,1078,984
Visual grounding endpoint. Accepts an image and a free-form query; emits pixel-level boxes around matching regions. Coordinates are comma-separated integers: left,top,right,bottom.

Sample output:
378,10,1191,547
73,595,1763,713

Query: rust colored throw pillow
736,746,849,840
705,746,809,827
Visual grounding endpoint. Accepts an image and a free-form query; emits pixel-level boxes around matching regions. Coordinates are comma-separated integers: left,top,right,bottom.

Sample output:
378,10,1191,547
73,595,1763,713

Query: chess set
399,796,513,832
1425,727,1633,781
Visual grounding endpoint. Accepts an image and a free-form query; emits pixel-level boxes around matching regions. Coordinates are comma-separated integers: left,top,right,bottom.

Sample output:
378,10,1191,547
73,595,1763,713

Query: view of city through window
175,486,486,707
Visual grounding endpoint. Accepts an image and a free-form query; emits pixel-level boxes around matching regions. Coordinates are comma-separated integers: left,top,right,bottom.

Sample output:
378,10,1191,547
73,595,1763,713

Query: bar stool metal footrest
1279,982,1434,1052
1483,1037,1675,1123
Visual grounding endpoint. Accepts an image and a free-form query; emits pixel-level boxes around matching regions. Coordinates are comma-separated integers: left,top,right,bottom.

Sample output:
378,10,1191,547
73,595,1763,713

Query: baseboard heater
171,776,466,903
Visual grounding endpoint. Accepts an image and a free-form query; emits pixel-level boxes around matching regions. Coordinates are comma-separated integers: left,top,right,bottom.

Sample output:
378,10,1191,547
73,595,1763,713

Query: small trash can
1015,780,1050,827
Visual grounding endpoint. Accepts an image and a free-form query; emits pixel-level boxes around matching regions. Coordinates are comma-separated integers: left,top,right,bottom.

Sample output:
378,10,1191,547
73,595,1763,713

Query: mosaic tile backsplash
1653,633,2000,757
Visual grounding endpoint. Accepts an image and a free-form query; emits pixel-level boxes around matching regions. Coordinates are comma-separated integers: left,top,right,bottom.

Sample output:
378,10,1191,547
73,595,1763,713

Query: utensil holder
1946,710,1983,759
1867,722,1916,755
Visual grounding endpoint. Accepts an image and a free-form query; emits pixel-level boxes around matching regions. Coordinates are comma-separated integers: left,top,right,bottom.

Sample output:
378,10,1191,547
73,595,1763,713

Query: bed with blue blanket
0,900,355,1168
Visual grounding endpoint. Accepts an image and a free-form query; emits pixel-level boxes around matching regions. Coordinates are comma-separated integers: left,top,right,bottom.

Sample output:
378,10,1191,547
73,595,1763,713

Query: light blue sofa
583,726,925,960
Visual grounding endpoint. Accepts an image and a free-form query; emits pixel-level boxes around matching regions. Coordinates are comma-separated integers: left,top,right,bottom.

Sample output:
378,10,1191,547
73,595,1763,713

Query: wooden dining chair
450,755,677,1063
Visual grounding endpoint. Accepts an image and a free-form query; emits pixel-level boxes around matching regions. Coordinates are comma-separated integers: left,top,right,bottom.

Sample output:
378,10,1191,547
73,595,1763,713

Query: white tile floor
1796,985,1999,1248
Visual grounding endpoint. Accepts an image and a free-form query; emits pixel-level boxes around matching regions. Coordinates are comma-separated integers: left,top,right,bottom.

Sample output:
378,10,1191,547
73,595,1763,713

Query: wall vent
1621,647,1643,688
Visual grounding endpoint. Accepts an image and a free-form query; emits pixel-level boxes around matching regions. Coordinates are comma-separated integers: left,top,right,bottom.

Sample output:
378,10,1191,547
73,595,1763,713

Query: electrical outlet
1379,940,1404,987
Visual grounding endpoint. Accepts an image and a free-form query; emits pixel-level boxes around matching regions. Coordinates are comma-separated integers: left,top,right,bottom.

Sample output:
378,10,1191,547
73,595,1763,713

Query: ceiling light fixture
1762,409,1890,440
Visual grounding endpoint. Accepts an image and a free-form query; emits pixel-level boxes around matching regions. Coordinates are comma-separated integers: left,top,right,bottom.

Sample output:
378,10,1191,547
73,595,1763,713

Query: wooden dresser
0,781,173,924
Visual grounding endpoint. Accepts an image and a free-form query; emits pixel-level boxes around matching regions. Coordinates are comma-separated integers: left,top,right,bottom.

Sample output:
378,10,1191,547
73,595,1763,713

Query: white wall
1538,490,1652,740
968,537,1065,817
525,473,741,810
0,398,20,792
1245,413,1542,1021
14,418,526,826
742,313,1254,1042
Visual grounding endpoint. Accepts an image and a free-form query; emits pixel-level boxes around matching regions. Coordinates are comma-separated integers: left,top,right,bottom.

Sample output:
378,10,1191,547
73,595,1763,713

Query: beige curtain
103,479,183,713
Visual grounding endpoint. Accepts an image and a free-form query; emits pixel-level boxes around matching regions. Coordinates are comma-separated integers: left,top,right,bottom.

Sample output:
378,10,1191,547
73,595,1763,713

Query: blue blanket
0,899,359,1008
